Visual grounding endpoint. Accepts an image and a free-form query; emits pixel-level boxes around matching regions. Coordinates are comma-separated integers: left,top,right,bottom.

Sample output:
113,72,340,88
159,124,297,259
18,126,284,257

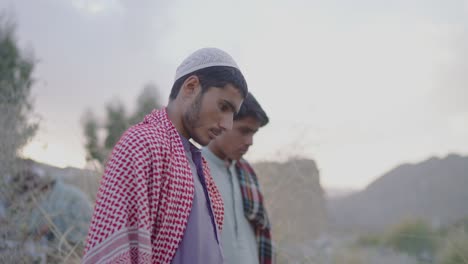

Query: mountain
324,187,357,199
328,154,468,231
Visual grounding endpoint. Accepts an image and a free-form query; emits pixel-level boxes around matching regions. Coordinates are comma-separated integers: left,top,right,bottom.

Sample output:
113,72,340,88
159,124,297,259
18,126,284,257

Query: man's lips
210,128,221,137
239,147,249,154
208,129,221,139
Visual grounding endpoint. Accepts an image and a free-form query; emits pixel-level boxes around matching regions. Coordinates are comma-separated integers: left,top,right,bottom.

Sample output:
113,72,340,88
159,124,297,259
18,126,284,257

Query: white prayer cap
174,48,240,81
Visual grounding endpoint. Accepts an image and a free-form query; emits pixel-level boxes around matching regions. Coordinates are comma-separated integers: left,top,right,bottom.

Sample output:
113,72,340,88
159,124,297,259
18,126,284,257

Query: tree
82,110,105,164
103,100,129,150
82,100,129,165
0,15,38,176
82,83,162,166
437,227,468,264
0,15,40,262
385,219,437,258
129,83,162,125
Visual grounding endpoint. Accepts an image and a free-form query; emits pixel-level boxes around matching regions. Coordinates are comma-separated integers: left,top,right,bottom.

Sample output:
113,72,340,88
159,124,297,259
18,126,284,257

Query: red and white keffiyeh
83,108,224,264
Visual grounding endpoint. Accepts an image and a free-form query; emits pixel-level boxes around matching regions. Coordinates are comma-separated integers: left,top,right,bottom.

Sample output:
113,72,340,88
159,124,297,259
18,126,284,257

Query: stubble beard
182,93,204,144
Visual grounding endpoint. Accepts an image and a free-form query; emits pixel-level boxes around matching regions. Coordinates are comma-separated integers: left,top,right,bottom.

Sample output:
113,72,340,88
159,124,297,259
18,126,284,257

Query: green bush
384,219,437,257
356,233,382,247
437,228,468,264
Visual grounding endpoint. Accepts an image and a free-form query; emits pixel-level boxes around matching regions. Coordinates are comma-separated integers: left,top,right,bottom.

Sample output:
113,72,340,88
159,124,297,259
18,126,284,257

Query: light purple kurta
171,136,224,264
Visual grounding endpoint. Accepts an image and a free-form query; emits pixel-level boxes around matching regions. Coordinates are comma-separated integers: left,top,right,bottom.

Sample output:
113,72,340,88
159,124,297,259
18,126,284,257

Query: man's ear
180,75,201,99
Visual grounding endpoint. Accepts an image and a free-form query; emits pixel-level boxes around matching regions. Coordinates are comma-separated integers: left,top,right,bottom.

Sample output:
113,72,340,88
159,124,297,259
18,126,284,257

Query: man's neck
166,101,190,139
208,144,234,166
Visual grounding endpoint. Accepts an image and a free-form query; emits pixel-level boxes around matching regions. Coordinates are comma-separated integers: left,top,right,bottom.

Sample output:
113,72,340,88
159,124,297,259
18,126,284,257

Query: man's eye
219,103,229,112
240,129,251,135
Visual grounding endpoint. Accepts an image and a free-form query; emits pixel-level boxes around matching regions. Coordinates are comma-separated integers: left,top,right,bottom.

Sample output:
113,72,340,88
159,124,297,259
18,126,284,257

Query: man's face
211,116,261,161
183,83,244,146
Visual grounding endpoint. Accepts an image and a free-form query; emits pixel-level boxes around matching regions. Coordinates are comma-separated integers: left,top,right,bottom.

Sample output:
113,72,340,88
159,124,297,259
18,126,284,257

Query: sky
1,0,467,190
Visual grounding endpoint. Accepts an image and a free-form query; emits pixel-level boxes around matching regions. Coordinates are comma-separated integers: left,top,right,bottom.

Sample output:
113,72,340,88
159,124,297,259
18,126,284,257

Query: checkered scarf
235,159,274,264
83,108,224,264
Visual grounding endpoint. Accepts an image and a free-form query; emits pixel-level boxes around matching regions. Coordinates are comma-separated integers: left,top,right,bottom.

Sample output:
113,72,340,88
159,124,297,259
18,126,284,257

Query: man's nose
219,114,233,131
246,135,253,146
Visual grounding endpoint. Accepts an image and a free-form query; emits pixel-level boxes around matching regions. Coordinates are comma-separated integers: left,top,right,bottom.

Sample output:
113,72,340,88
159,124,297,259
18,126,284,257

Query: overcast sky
1,0,467,190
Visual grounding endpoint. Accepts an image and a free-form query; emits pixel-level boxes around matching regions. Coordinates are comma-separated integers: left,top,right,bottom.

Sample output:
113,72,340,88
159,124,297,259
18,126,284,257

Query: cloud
433,25,468,114
5,0,468,188
70,0,124,15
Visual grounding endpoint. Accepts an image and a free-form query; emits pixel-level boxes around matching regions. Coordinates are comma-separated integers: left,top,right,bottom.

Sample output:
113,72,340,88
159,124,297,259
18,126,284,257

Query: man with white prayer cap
83,48,248,264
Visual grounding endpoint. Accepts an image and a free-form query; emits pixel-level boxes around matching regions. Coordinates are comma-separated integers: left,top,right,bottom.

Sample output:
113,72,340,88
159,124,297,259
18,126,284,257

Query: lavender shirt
171,136,224,264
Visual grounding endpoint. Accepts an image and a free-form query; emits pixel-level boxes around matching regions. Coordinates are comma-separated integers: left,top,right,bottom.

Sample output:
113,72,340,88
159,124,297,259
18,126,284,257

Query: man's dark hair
235,92,269,127
169,66,248,100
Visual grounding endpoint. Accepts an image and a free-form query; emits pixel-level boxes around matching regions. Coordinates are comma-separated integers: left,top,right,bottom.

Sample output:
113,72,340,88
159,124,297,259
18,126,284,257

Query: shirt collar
179,133,201,153
179,133,191,152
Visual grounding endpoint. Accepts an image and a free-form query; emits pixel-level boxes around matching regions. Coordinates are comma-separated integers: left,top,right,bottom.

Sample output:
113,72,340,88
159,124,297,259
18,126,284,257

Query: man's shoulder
123,121,171,145
200,147,212,160
238,158,253,168
123,108,174,141
237,158,259,175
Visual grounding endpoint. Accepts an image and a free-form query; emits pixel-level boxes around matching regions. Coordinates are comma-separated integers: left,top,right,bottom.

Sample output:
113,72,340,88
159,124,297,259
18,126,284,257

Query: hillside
328,154,468,231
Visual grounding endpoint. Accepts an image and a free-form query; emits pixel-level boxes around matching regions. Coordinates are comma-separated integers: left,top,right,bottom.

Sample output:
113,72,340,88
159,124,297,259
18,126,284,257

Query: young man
83,48,248,264
202,93,274,264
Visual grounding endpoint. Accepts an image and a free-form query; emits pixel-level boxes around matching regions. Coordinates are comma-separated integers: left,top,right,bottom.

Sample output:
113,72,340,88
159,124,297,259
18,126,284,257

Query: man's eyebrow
240,126,258,133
